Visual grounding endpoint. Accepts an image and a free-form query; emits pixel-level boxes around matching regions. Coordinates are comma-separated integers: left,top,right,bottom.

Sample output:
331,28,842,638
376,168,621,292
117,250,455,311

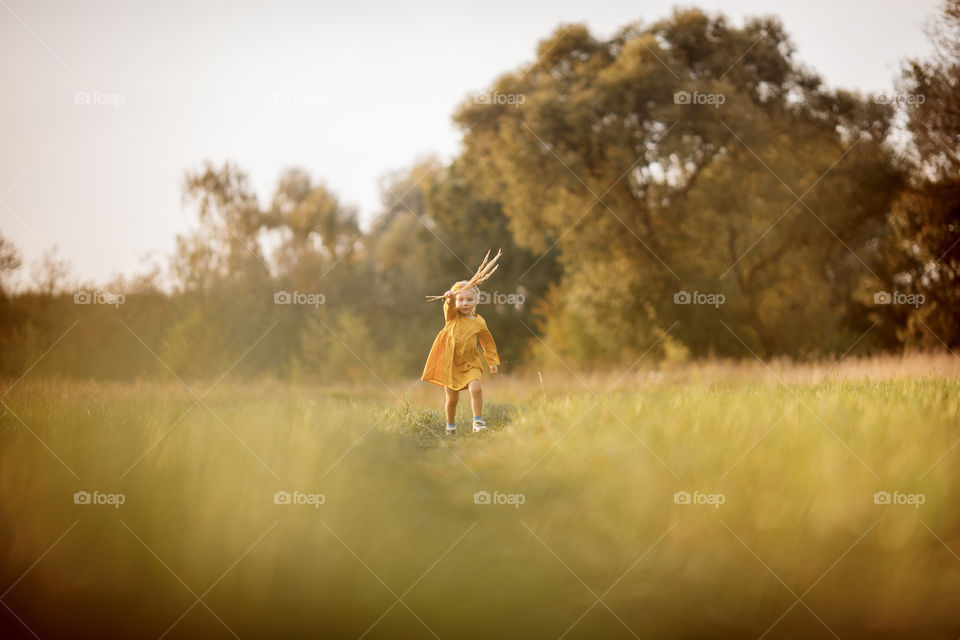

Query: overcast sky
0,0,943,288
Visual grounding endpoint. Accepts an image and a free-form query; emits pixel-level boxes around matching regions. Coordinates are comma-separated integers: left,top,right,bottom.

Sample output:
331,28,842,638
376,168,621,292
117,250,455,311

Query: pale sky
0,0,942,289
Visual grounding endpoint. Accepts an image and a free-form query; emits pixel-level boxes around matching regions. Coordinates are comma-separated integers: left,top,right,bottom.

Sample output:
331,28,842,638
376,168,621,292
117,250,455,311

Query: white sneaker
472,419,487,433
445,424,457,435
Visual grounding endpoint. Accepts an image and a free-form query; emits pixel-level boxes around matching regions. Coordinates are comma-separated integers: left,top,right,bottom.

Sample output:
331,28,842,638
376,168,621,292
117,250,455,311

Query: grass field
2,354,959,639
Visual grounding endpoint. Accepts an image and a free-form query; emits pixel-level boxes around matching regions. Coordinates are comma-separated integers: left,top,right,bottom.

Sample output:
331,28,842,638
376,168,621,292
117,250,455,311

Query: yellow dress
421,296,500,390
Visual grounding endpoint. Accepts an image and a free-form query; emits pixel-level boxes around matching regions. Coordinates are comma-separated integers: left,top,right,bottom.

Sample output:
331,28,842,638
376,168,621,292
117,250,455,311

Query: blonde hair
452,280,479,297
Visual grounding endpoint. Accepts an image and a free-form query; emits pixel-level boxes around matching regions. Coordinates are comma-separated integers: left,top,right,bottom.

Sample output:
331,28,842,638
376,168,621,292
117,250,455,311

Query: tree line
0,3,957,382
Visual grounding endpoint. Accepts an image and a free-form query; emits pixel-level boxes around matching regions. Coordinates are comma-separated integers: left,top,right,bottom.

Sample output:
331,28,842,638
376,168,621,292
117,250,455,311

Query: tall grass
1,360,959,639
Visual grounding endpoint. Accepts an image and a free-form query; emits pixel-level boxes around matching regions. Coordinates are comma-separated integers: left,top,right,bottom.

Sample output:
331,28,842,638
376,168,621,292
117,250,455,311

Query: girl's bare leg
444,386,459,423
467,379,482,418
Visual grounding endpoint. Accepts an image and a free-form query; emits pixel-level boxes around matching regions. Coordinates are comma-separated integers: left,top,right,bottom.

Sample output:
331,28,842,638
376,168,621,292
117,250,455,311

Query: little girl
421,281,500,434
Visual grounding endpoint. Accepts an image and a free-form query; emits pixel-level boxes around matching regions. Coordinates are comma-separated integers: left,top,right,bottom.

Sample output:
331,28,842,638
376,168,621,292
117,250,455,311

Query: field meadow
1,352,959,639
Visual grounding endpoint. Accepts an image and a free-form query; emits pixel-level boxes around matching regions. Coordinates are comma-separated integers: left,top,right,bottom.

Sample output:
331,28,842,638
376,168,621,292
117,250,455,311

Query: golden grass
1,353,958,639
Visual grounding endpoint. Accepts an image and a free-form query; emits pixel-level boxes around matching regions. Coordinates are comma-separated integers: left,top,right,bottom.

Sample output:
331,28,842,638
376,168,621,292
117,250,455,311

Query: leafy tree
171,160,271,292
162,162,278,379
453,8,903,362
885,0,960,348
264,167,362,292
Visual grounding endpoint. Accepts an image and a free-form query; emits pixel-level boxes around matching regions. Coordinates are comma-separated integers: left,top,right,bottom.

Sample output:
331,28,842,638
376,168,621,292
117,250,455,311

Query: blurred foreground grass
1,369,959,639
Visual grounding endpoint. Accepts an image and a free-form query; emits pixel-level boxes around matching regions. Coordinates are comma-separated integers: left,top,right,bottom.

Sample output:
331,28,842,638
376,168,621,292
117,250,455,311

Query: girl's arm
443,290,459,322
477,323,500,370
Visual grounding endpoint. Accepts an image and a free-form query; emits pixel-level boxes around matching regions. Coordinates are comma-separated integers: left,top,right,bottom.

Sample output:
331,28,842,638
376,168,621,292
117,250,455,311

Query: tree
162,162,279,379
30,245,74,296
453,8,903,363
264,168,362,292
885,0,960,348
171,160,272,292
0,231,22,297
900,0,960,181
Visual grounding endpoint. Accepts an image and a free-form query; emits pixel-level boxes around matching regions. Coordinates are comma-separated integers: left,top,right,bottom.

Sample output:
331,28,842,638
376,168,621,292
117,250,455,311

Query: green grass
1,374,959,639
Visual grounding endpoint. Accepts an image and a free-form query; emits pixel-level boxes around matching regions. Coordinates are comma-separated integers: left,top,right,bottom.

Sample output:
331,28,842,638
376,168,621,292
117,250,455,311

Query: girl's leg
467,379,482,418
444,386,459,424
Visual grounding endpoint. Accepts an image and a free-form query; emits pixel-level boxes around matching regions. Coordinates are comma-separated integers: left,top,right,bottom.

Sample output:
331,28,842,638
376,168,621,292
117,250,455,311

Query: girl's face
455,289,477,315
